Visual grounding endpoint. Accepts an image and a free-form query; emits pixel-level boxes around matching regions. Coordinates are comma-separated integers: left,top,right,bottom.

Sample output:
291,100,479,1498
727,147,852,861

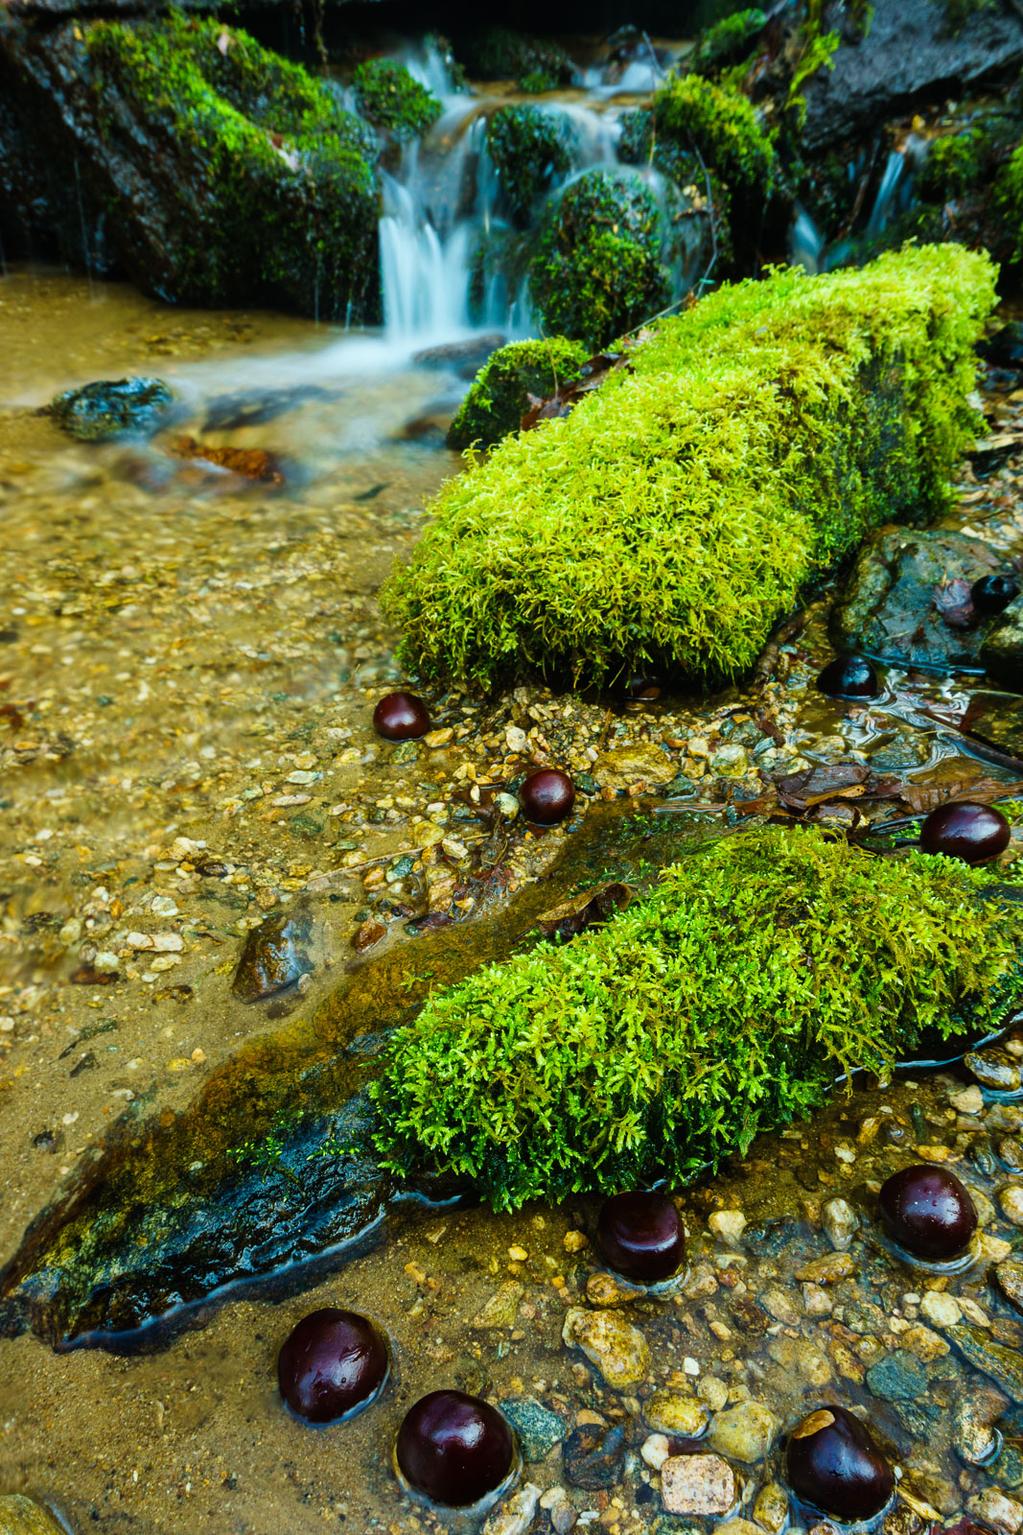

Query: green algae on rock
352,58,441,140
372,824,1023,1210
691,9,769,77
528,169,672,353
0,13,380,320
487,105,573,226
386,244,996,691
447,337,589,450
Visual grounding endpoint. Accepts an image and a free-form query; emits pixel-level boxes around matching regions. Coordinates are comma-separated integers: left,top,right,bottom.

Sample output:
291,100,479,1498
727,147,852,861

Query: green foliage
786,0,841,129
691,8,767,76
487,105,573,226
617,106,735,268
918,130,987,203
373,825,1022,1209
84,14,379,317
352,58,442,140
385,244,995,691
447,338,589,451
651,73,777,203
527,169,671,351
456,28,574,93
1000,144,1023,258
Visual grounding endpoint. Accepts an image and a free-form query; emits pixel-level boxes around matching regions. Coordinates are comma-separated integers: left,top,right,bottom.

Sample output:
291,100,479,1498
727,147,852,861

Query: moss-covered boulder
456,27,575,93
385,245,995,691
487,105,573,226
0,13,380,320
352,57,442,140
528,169,672,351
691,7,768,76
447,337,589,450
373,824,1023,1209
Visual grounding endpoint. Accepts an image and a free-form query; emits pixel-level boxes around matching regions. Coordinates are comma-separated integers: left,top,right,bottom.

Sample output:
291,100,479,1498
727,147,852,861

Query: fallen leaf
538,882,633,941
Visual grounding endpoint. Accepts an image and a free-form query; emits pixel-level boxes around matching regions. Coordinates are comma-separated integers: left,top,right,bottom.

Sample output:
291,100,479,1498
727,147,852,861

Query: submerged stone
49,376,172,441
499,1397,566,1463
562,1422,626,1489
233,907,313,1001
0,1497,67,1535
950,1325,1023,1403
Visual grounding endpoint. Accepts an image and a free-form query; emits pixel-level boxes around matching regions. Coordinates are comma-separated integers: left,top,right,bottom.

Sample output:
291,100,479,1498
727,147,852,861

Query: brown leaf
538,882,633,941
933,578,976,629
169,435,284,485
774,762,901,814
69,966,120,986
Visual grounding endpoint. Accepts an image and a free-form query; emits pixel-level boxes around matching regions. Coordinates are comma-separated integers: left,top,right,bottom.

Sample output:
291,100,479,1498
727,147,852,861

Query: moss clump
373,824,1022,1209
83,15,379,318
447,338,589,450
919,131,987,203
651,73,777,205
456,28,575,93
487,105,573,226
352,58,442,140
999,143,1023,258
528,169,671,351
691,8,768,76
385,244,995,691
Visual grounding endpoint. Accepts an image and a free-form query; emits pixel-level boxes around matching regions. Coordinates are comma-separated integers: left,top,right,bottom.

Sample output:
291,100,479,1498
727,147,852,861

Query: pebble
483,1482,541,1535
1000,1185,1023,1227
997,1260,1023,1315
475,1282,524,1329
709,1210,747,1245
954,1386,1009,1465
965,1050,1022,1093
796,1252,856,1284
822,1197,859,1250
500,1398,566,1462
707,1402,778,1464
585,1272,637,1308
951,1085,985,1115
865,1349,928,1401
0,1497,67,1534
562,1424,625,1490
920,1290,961,1328
949,1324,1023,1402
642,1434,671,1470
698,1376,729,1412
967,1489,1023,1535
644,1390,708,1437
562,1308,650,1388
753,1481,790,1533
660,1453,737,1516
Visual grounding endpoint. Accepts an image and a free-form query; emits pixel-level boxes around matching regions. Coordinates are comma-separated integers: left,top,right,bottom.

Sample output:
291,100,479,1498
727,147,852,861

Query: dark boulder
48,377,173,442
982,599,1023,693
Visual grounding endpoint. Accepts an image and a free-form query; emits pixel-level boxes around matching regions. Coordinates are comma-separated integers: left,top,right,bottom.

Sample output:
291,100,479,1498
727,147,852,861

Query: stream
4,26,1023,1535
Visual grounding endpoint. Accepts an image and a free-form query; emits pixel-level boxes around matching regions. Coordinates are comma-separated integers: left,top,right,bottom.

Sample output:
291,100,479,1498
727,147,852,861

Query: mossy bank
386,244,996,690
373,824,1023,1210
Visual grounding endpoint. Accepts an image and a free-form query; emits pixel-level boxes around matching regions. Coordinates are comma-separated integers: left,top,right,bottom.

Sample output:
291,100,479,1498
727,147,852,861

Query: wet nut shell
816,654,880,700
396,1389,516,1507
372,692,431,740
920,801,1010,865
277,1307,389,1423
878,1163,978,1261
972,573,1020,616
519,767,575,825
786,1404,894,1521
596,1190,685,1283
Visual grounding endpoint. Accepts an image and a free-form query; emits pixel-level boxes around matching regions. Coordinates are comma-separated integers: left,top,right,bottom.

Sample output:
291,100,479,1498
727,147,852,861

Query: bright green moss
786,0,841,127
691,8,767,75
487,105,573,226
352,58,442,140
447,338,589,450
84,15,379,317
652,73,777,204
618,106,735,268
386,244,995,691
528,169,671,351
372,824,1022,1209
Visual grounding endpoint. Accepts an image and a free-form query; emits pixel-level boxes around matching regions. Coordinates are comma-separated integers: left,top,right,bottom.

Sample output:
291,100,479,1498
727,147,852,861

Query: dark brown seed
816,654,879,700
373,692,431,741
972,573,1020,616
920,801,1010,864
596,1190,685,1283
277,1308,388,1424
519,767,575,825
396,1390,515,1507
878,1163,977,1261
786,1405,894,1521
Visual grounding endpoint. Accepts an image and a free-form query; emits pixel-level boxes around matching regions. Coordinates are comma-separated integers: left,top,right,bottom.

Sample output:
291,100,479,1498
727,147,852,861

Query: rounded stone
786,1405,894,1521
596,1190,685,1284
878,1164,978,1261
816,654,879,700
396,1389,516,1507
972,573,1021,617
920,801,1010,864
372,691,431,741
519,767,576,825
0,1496,68,1535
277,1308,389,1424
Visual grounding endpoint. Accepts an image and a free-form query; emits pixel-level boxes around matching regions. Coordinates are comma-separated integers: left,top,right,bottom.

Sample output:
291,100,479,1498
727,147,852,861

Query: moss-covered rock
455,27,576,93
49,376,173,441
651,72,778,215
447,338,589,450
528,169,671,351
385,244,995,691
691,7,768,76
372,823,1023,1209
487,104,573,226
0,12,380,320
352,57,442,140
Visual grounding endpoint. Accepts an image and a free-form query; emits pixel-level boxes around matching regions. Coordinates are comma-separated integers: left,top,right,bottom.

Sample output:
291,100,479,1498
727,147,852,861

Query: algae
373,824,1023,1210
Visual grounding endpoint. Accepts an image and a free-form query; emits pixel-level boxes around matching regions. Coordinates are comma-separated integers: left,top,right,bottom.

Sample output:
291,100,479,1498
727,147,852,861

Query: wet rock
950,1325,1023,1403
801,0,1023,151
562,1423,626,1489
999,1186,1023,1227
966,1050,1022,1094
708,1209,747,1245
953,1386,1009,1465
767,1336,832,1387
483,1482,541,1535
983,604,1023,694
822,1197,859,1251
0,1497,67,1534
996,1261,1023,1315
796,1252,856,1284
642,1433,672,1471
585,1271,638,1308
832,528,1003,672
953,1086,986,1116
645,1390,709,1437
866,1349,928,1401
754,1481,790,1534
233,908,313,1001
413,333,506,378
707,1402,778,1463
967,1489,1023,1535
475,1282,524,1329
48,376,173,441
562,1307,650,1388
500,1397,566,1462
919,1291,961,1329
661,1453,737,1515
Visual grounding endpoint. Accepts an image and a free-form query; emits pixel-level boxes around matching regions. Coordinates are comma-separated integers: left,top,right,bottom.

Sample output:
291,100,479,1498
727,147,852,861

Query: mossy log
373,825,1023,1211
385,244,996,690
